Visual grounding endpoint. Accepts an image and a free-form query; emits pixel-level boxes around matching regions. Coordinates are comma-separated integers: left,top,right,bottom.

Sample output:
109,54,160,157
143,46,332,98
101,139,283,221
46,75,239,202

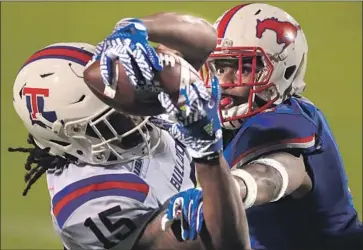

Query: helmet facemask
57,108,160,165
201,46,279,129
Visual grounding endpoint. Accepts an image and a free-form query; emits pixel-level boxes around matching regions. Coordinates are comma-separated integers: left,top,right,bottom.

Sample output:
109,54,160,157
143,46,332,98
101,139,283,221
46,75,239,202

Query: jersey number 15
84,205,137,249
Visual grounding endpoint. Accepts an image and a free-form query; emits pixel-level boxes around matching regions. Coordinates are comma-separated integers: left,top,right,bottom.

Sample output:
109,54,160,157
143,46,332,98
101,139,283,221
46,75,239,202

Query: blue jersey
224,96,362,250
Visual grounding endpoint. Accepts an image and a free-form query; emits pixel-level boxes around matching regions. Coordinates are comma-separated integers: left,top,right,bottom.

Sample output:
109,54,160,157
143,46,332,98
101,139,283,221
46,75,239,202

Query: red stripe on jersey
53,181,149,216
231,135,315,167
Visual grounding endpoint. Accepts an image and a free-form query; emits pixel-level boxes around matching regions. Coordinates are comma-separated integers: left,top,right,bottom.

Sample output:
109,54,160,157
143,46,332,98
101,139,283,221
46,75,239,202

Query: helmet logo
256,17,300,50
22,87,57,128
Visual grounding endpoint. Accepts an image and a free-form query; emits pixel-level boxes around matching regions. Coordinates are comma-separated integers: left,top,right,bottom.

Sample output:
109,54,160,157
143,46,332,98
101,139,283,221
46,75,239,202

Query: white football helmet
202,3,308,129
13,42,160,165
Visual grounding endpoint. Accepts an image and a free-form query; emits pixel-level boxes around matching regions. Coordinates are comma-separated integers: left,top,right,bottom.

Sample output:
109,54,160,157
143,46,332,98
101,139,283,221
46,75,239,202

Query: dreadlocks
8,134,75,196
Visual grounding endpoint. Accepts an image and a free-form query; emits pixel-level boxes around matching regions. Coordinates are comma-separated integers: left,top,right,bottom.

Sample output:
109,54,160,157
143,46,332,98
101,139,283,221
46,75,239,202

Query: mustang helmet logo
256,17,301,50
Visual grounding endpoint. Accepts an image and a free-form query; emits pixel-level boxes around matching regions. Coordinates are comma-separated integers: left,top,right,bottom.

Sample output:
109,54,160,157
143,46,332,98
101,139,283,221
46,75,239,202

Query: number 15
84,205,137,249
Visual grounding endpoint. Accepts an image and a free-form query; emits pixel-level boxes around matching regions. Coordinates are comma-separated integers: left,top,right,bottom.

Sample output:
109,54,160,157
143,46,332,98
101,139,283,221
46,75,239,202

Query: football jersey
224,96,363,250
47,130,195,250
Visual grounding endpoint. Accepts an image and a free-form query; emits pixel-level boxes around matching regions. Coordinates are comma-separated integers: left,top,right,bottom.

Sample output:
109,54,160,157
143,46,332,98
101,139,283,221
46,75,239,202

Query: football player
175,3,363,250
9,13,250,250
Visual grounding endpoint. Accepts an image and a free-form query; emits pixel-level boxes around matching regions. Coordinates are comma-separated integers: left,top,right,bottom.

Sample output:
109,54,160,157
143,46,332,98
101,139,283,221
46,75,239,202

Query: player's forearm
232,164,283,206
141,12,217,70
232,153,308,207
195,155,251,250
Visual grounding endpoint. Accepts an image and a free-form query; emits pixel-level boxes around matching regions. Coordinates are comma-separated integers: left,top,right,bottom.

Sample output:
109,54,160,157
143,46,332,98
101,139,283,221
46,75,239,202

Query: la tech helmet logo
22,87,57,128
256,17,301,50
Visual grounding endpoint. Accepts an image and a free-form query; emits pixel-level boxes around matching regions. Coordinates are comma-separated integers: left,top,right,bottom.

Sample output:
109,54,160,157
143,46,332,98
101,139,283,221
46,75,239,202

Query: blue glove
92,18,146,62
161,188,204,240
157,76,223,160
93,18,163,88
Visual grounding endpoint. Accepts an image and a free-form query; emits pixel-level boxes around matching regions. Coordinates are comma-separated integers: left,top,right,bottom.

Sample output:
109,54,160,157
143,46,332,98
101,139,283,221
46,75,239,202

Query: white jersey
47,130,195,250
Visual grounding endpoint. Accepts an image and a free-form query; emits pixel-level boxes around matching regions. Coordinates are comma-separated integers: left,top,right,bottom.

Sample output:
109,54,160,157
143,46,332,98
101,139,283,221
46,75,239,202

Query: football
83,48,201,116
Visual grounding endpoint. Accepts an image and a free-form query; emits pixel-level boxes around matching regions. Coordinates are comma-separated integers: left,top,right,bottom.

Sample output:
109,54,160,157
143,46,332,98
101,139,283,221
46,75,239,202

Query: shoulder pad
224,98,320,168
